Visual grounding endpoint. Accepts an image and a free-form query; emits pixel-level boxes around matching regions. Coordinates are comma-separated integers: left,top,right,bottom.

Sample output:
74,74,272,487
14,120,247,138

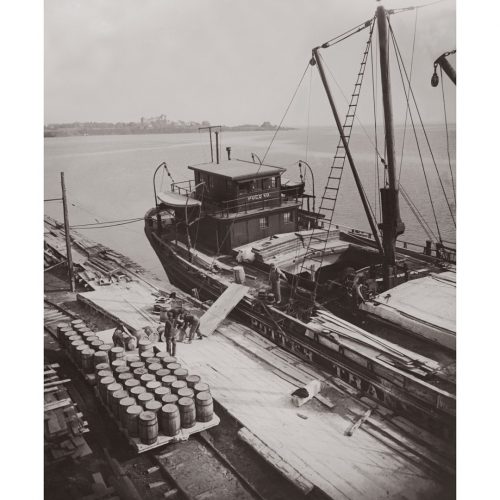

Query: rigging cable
260,61,310,166
71,219,146,230
369,25,380,222
70,199,102,223
191,183,205,252
321,18,373,48
400,184,438,241
388,18,456,227
318,52,379,230
71,217,144,228
388,0,447,15
389,24,443,242
440,65,456,202
321,44,437,243
305,65,313,162
397,7,419,186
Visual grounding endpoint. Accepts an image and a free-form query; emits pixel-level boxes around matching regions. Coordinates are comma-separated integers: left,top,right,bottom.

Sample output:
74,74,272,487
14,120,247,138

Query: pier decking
78,287,453,499
44,215,454,500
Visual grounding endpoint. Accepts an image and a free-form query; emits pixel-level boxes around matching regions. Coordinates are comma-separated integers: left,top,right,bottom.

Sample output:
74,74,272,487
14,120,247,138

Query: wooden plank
44,398,73,412
45,378,71,388
148,481,166,489
271,369,301,387
199,284,249,337
238,427,314,495
314,394,336,409
345,409,372,437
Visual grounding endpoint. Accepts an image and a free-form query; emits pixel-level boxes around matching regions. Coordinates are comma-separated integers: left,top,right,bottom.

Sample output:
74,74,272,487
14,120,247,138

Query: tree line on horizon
44,116,280,137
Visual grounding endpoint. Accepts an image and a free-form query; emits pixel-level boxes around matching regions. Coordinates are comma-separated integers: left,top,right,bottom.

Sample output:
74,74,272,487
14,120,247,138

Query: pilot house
168,159,303,254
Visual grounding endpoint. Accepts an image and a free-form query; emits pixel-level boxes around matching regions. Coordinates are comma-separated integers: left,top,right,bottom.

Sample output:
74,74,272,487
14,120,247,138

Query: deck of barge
160,233,456,379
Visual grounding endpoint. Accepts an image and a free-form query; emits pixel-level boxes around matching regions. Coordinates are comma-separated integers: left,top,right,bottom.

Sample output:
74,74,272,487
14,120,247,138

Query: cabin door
233,221,248,247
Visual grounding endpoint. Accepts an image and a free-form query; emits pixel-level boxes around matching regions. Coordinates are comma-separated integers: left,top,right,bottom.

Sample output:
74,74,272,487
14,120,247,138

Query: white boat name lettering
247,193,270,201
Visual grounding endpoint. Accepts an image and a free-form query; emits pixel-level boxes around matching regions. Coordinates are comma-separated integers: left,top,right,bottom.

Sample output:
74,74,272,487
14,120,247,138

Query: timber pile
44,216,148,290
44,363,92,464
251,229,341,264
308,309,444,377
44,242,64,270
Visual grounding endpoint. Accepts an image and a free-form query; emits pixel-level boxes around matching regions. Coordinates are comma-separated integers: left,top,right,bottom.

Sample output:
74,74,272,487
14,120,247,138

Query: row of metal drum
56,319,214,445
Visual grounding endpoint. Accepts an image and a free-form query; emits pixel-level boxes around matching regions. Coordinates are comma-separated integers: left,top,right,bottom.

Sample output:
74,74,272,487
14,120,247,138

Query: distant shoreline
44,123,292,138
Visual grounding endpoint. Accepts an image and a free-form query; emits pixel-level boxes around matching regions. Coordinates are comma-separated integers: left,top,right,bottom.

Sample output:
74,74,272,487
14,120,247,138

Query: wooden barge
44,215,454,499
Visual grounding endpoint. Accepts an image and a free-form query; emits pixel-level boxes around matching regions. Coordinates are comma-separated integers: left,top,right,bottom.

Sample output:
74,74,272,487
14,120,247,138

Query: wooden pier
44,215,455,499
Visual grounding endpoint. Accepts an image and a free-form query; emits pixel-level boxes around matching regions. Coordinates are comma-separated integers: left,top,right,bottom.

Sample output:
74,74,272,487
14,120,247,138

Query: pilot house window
259,217,269,229
239,180,256,194
283,212,293,224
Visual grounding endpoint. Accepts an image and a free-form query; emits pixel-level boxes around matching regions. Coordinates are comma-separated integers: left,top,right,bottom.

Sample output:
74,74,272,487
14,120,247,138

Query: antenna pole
60,172,75,292
377,5,405,288
199,125,223,163
209,130,214,162
215,131,220,164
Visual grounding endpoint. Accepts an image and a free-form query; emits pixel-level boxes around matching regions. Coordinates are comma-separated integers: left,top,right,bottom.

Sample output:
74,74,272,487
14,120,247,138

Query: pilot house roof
188,159,286,181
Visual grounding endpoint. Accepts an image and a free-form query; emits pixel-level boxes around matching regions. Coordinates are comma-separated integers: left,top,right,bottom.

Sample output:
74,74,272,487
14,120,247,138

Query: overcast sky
45,0,456,126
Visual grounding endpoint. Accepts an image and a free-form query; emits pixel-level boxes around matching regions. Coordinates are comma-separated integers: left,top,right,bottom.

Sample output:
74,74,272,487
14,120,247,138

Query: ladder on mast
299,20,375,291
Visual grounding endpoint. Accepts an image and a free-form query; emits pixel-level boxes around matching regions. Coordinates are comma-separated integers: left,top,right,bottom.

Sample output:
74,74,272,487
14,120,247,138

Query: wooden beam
199,283,249,336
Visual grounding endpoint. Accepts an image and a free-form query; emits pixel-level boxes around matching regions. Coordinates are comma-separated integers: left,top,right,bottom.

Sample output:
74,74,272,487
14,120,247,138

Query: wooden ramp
199,283,249,337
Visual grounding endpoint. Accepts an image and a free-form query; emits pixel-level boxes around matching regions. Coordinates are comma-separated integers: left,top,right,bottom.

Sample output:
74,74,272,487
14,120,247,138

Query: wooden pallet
93,388,220,454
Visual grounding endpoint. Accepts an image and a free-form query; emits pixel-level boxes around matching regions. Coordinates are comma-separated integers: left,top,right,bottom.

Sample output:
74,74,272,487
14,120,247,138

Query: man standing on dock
269,263,286,304
162,311,176,356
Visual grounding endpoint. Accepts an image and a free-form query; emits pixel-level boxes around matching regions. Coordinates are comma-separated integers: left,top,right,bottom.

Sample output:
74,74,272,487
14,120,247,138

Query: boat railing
170,179,196,196
333,223,456,264
170,179,305,217
202,192,287,217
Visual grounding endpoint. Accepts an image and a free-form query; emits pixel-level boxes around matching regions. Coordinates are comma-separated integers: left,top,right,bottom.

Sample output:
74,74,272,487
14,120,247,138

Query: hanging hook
431,63,439,87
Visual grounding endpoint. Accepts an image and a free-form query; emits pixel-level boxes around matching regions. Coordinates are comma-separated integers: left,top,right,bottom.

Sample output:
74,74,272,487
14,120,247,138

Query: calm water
44,125,455,277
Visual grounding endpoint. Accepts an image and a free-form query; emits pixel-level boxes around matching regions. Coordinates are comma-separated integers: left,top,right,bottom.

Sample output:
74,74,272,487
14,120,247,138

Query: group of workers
157,306,201,356
111,264,287,356
111,292,201,357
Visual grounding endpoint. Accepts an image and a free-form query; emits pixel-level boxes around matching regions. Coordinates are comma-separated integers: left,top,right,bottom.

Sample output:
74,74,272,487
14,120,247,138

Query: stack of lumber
44,364,92,464
44,216,146,290
250,229,341,265
308,309,442,376
44,242,64,270
251,233,301,263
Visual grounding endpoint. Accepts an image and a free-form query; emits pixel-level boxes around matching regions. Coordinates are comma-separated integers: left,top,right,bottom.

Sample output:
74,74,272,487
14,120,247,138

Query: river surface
44,126,455,277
